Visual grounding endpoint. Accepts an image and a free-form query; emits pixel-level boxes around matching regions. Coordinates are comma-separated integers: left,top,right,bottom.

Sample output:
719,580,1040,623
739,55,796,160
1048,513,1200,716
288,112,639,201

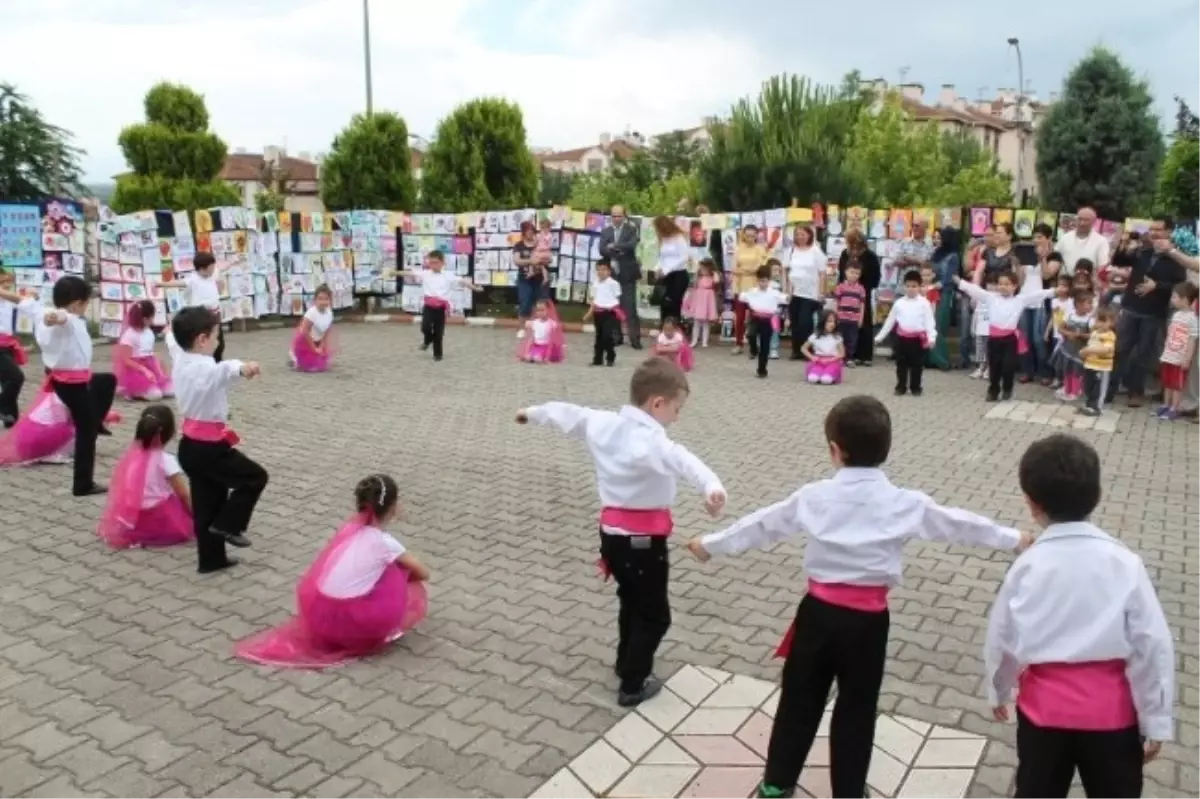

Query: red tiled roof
220,153,319,182
898,96,1009,131
538,140,640,164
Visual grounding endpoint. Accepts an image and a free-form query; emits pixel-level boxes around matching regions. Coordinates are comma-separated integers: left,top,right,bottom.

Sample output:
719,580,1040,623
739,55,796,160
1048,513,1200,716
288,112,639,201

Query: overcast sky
3,0,1196,183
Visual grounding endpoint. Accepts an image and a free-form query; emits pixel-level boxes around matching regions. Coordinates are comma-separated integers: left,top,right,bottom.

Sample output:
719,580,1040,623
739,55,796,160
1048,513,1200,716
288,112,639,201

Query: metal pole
363,0,374,115
1008,38,1024,203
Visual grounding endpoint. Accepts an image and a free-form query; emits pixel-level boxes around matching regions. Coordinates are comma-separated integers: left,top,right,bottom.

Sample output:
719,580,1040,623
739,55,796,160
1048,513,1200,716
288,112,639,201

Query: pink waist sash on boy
182,419,241,446
895,327,931,349
595,507,673,579
1017,660,1137,730
423,296,450,310
0,334,28,365
592,304,626,322
48,368,91,384
774,581,890,658
751,310,782,333
988,325,1029,355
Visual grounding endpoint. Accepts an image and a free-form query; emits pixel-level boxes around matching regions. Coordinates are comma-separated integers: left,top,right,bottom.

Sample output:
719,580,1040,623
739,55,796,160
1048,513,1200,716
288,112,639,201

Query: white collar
619,405,663,430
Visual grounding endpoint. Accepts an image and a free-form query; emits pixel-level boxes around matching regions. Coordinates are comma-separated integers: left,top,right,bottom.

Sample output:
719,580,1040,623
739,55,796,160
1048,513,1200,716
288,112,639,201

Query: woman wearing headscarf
925,227,960,369
837,229,880,365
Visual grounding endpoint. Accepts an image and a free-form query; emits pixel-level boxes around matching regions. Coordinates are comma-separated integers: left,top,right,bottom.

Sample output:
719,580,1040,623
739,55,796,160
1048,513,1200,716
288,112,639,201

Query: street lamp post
363,0,374,115
1007,37,1024,203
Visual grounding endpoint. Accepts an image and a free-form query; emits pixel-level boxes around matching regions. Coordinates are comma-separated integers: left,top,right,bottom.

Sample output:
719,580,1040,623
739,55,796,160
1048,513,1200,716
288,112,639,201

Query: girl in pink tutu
235,474,431,669
652,317,695,372
113,300,174,401
517,300,565,363
682,258,721,347
802,310,846,385
289,285,337,372
97,404,194,549
0,381,74,466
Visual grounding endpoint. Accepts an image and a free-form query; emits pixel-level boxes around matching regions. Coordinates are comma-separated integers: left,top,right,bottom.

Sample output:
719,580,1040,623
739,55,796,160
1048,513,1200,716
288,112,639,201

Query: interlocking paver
0,324,1195,797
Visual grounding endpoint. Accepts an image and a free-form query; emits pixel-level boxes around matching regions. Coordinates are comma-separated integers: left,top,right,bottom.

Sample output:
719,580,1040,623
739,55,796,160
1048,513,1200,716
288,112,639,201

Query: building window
586,158,604,173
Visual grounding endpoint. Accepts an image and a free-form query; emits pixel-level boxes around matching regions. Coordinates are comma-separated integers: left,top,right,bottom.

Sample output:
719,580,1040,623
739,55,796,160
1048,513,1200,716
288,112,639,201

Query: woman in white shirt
785,225,827,360
290,285,337,372
97,404,194,549
114,300,174,401
653,216,692,322
235,474,431,668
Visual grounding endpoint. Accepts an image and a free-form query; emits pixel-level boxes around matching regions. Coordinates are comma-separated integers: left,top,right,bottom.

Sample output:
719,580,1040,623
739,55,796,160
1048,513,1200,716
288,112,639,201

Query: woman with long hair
653,216,691,323
837,229,880,365
785,225,826,360
926,227,960,369
513,221,547,337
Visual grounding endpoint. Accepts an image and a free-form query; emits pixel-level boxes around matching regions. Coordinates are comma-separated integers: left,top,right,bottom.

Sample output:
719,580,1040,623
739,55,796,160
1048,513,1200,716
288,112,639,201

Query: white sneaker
39,453,72,465
516,330,526,340
769,350,780,360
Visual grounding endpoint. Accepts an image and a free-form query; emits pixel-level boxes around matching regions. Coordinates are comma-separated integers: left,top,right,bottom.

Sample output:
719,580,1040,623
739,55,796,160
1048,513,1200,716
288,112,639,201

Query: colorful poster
970,207,992,236
0,204,41,266
1013,209,1037,239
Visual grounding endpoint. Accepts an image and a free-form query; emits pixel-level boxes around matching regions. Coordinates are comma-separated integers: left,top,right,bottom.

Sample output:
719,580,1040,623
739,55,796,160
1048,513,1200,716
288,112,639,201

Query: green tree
1035,46,1164,220
931,161,1014,207
845,93,949,207
319,112,416,211
568,168,699,216
1174,96,1199,140
1157,138,1199,219
648,131,700,177
538,166,574,205
419,98,539,212
0,83,86,201
697,73,867,211
941,130,993,176
111,82,240,213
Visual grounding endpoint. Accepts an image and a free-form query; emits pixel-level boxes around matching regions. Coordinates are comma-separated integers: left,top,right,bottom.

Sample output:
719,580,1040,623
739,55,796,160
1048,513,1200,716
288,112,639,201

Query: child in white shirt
584,259,622,367
801,310,845,384
956,270,1056,401
739,265,789,378
518,357,726,707
652,317,694,372
875,270,937,396
393,250,481,362
971,276,997,380
290,285,337,372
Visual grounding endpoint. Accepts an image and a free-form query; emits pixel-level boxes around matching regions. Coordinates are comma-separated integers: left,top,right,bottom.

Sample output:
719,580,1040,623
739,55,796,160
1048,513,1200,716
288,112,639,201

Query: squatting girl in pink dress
235,474,430,669
681,258,721,347
0,381,75,466
652,317,695,372
290,284,338,372
97,404,194,549
113,300,174,400
802,310,846,385
516,300,566,363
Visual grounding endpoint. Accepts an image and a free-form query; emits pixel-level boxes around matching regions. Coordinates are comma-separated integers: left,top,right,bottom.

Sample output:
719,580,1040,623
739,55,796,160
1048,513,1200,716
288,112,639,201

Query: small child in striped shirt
834,262,867,365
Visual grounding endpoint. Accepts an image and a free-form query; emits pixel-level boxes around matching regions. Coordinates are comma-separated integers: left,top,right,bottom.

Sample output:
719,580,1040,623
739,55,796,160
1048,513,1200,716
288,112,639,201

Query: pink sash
596,507,673,580
774,581,889,658
897,327,931,349
182,419,241,446
989,325,1029,354
0,334,28,366
1017,660,1137,730
752,311,782,333
49,368,91,384
592,304,626,322
653,339,694,372
423,296,450,310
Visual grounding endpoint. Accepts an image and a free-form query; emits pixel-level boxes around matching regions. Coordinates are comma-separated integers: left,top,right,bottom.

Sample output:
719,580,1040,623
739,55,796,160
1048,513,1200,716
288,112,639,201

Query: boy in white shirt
739,265,789,378
583,259,622,367
0,268,40,427
171,306,268,573
517,357,726,707
875,270,937,396
393,250,482,361
687,395,1030,799
160,252,226,361
986,433,1173,797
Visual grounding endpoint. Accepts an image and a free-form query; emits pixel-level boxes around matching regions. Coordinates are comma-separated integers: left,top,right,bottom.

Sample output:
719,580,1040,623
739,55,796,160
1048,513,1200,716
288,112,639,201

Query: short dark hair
743,224,758,233
171,306,221,351
824,395,891,468
1174,282,1200,305
193,252,216,270
755,265,772,280
1074,258,1094,274
1018,434,1101,522
1056,274,1073,287
1094,306,1116,324
1033,223,1054,240
1154,215,1176,232
426,250,444,264
1072,288,1095,304
1046,251,1064,265
995,269,1018,285
903,269,921,285
314,283,332,298
596,258,612,270
51,276,90,308
630,356,689,406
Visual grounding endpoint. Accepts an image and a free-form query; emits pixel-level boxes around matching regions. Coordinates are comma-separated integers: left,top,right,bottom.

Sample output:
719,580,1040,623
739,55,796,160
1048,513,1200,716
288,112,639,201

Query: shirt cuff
997,527,1022,551
1141,715,1174,742
700,531,736,558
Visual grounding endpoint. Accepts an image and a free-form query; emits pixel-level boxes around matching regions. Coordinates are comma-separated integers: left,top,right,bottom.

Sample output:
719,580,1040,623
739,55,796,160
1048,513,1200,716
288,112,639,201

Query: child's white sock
700,324,710,347
690,323,701,347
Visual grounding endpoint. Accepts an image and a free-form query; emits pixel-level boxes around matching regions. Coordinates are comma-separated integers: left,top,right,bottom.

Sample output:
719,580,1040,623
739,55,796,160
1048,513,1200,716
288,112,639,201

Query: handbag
649,282,666,307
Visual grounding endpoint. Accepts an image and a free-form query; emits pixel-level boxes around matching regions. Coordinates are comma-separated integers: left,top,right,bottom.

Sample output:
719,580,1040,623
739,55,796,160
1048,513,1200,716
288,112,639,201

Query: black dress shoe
98,426,113,437
198,558,240,575
911,388,923,397
1,413,16,429
214,529,252,548
630,342,643,350
617,677,663,708
72,483,108,497
894,386,907,396
1000,390,1013,401
986,391,1000,402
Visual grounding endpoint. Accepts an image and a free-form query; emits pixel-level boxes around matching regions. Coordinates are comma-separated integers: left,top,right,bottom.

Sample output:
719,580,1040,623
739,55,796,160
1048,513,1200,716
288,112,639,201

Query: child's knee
144,388,163,401
807,373,820,384
820,376,833,385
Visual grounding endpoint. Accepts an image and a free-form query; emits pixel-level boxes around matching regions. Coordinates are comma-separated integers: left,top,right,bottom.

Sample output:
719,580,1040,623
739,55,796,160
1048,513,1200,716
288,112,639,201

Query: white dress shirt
875,295,938,344
0,297,39,336
592,277,621,309
319,526,407,599
120,327,156,357
1057,230,1111,276
525,402,724,534
303,307,333,341
35,309,93,370
657,235,690,275
957,282,1055,331
787,246,827,300
164,328,182,362
173,351,245,423
808,333,842,358
419,269,459,302
738,287,788,315
702,468,1020,586
185,273,221,310
984,522,1174,740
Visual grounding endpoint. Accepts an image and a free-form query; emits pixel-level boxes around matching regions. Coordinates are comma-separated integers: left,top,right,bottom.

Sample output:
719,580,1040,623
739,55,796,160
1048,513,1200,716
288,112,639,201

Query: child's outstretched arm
652,440,726,515
1126,560,1175,749
874,303,899,343
689,488,809,562
911,492,1029,551
954,276,987,302
397,552,431,582
516,402,595,440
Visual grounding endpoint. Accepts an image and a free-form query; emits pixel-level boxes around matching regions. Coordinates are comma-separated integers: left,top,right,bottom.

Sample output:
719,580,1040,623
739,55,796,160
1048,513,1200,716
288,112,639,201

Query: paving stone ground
0,323,1196,798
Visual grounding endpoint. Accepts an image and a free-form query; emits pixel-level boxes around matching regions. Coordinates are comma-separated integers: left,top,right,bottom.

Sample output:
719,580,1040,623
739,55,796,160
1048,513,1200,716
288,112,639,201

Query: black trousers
178,436,269,572
213,326,226,363
0,346,24,420
593,310,618,365
659,270,690,322
893,336,925,393
753,317,774,376
51,374,116,494
421,305,447,358
854,302,875,363
599,532,670,694
987,335,1020,396
837,321,859,362
1015,711,1143,798
765,594,889,798
1084,369,1110,412
789,297,822,357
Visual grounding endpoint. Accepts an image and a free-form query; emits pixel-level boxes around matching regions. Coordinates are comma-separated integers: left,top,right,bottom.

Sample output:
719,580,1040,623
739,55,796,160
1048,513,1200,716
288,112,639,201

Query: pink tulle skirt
682,286,718,322
0,393,73,466
806,359,844,384
235,566,428,669
99,494,194,549
525,342,551,362
119,355,173,399
291,329,335,372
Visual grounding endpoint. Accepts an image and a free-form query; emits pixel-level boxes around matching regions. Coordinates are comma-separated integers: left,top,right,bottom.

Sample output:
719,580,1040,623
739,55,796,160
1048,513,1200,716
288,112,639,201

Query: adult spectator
958,232,991,367
837,228,880,365
1018,223,1057,383
975,223,1020,285
512,222,546,336
1057,206,1110,277
731,225,768,356
598,206,642,348
896,218,933,271
1107,216,1189,407
785,225,826,360
652,216,691,324
927,226,960,370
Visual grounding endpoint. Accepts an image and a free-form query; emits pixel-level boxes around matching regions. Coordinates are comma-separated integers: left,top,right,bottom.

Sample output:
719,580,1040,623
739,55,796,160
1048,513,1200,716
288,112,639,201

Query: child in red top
834,262,867,366
1157,282,1200,420
919,264,942,307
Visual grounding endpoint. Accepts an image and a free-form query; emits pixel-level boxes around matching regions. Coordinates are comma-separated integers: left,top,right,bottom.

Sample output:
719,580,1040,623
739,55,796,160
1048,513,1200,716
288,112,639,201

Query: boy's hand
686,538,711,563
1144,740,1162,763
515,409,528,424
991,705,1010,722
705,490,726,517
240,361,261,378
1016,530,1035,553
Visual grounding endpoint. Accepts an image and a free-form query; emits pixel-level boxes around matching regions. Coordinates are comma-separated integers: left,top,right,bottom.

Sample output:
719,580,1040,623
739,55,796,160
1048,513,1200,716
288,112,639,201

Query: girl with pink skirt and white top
516,300,566,363
235,474,430,669
0,382,75,466
113,300,174,400
652,318,695,372
97,404,194,549
289,285,338,372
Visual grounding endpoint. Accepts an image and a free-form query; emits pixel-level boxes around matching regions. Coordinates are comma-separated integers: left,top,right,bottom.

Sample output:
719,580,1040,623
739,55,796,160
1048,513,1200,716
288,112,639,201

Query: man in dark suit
598,205,642,349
